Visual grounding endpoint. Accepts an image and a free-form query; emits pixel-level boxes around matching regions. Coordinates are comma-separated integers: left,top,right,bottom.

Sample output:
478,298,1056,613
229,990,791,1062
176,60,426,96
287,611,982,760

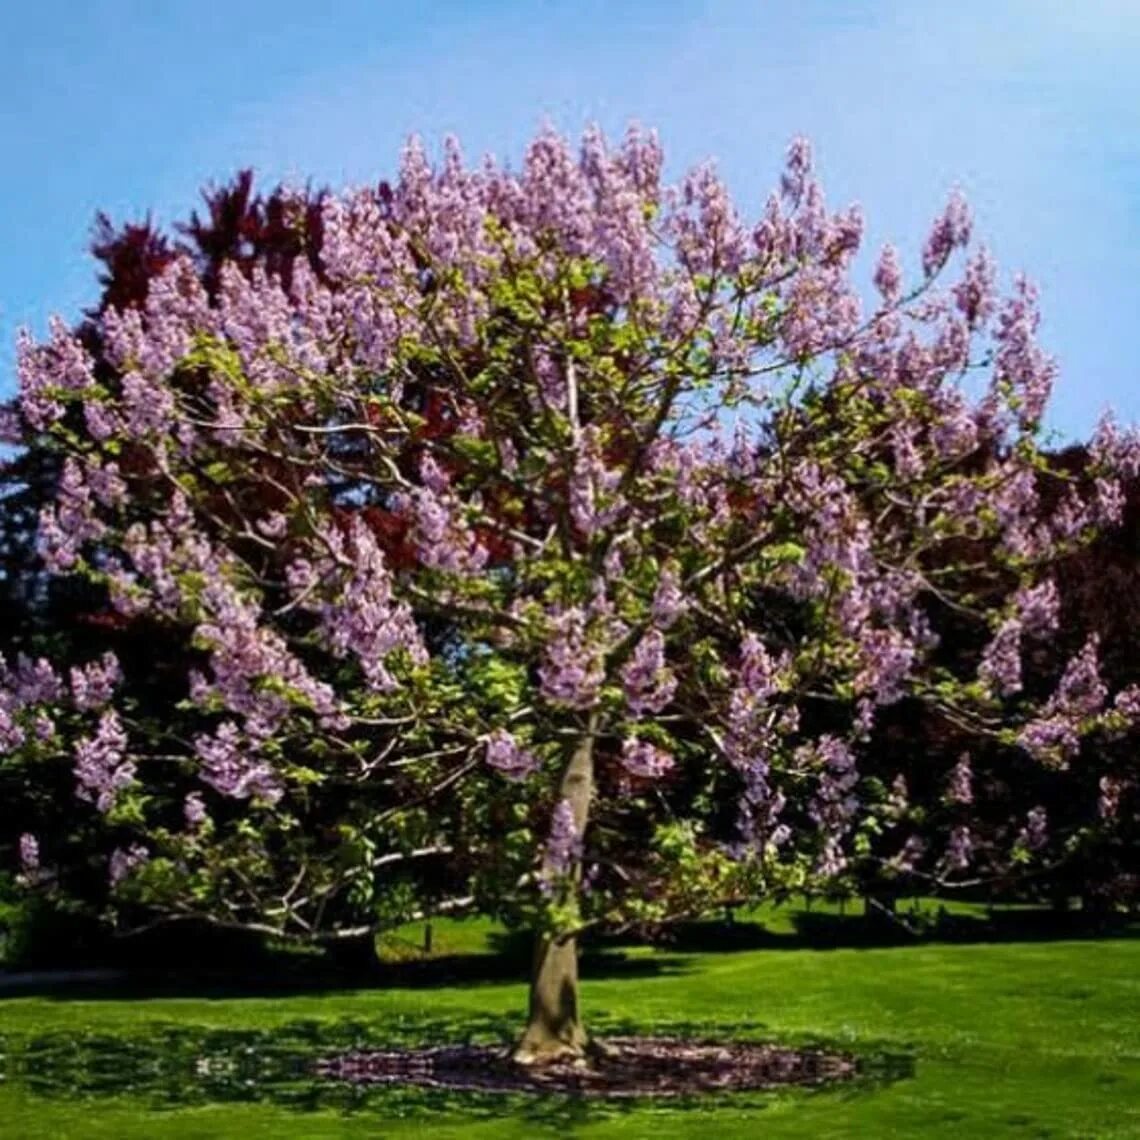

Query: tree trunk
513,720,597,1066
514,930,588,1063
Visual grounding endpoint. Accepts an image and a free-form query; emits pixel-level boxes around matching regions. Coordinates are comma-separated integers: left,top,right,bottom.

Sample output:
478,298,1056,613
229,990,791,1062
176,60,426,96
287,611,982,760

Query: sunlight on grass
1,903,1137,1138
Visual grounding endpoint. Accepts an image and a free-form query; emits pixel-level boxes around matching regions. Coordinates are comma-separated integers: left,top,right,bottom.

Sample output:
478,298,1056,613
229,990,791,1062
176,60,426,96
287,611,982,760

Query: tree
0,175,340,954
4,126,1136,1062
844,439,1140,919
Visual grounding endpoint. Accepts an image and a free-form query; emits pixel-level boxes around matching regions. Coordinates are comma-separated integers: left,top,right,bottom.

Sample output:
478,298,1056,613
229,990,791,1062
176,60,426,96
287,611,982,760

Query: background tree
845,437,1140,920
3,126,1136,1064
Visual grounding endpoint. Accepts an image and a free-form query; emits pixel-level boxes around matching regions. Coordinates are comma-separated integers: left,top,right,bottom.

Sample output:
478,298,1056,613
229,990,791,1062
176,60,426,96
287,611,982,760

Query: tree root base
318,1037,857,1098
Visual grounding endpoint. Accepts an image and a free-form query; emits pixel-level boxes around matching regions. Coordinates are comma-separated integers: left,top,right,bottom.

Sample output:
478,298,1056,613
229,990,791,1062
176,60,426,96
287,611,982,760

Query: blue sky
3,0,1138,438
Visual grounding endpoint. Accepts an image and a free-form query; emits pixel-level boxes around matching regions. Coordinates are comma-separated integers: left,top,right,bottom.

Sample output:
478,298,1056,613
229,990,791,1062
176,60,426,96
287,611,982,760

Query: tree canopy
3,126,1138,1059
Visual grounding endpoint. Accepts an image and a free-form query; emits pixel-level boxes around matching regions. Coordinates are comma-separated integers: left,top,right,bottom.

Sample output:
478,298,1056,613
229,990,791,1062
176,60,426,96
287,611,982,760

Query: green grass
1,902,1137,1138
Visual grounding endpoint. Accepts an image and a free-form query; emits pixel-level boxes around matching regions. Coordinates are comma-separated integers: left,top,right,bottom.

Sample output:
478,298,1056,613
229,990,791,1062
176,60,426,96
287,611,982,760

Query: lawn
0,903,1137,1138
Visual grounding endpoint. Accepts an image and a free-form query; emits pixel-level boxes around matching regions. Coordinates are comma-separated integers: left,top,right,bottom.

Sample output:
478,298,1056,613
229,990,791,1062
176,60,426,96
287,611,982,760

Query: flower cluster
805,736,859,874
569,426,625,537
404,486,489,576
313,521,426,692
945,755,974,805
620,630,677,716
618,738,674,780
0,655,63,751
74,711,134,813
192,575,344,735
650,566,686,629
193,721,283,805
942,826,973,873
1018,637,1107,765
1016,806,1048,853
484,729,539,781
19,833,40,875
70,653,123,711
109,843,149,887
539,609,606,710
543,799,582,879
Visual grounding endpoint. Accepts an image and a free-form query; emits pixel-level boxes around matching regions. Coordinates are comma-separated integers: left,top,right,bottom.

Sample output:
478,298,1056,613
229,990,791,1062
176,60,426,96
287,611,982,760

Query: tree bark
513,719,596,1065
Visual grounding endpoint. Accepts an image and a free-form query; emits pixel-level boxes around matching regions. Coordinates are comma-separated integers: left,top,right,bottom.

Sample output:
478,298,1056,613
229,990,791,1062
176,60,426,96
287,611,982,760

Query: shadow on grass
5,906,1133,1003
0,1013,916,1128
4,939,691,1003
656,904,1140,956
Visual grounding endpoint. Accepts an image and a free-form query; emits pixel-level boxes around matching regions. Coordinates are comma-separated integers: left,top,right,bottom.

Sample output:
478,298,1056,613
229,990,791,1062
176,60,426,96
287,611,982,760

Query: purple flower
484,729,539,781
922,189,971,278
0,709,25,751
1091,412,1140,478
538,609,604,710
569,426,624,537
816,837,846,877
620,630,677,716
189,568,346,729
943,826,973,872
1098,776,1122,821
768,824,792,849
36,506,80,572
853,699,876,739
256,512,288,538
544,799,582,878
70,653,122,711
194,722,283,805
892,835,926,873
952,247,997,328
532,345,567,408
1017,806,1048,852
16,318,95,430
1053,638,1107,719
19,833,39,874
780,137,813,201
945,755,973,805
873,243,903,305
1020,638,1107,765
1113,685,1140,720
979,620,1022,696
85,459,127,507
650,566,686,629
75,710,134,813
0,402,23,445
83,400,118,441
667,161,748,276
7,655,63,705
992,275,1056,428
1018,715,1079,766
854,628,916,706
316,521,427,692
408,487,487,574
739,634,782,699
184,792,207,829
619,738,674,780
1014,581,1059,639
806,736,860,849
1094,477,1125,526
420,454,451,494
109,844,149,887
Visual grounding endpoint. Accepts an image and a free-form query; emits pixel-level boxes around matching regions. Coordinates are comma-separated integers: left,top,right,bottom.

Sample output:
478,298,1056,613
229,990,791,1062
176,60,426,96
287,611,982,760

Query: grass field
1,902,1137,1138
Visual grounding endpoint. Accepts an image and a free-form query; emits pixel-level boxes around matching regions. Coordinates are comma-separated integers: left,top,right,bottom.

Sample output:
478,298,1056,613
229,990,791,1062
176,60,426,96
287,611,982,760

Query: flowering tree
0,174,339,944
4,126,1137,1062
840,439,1140,917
